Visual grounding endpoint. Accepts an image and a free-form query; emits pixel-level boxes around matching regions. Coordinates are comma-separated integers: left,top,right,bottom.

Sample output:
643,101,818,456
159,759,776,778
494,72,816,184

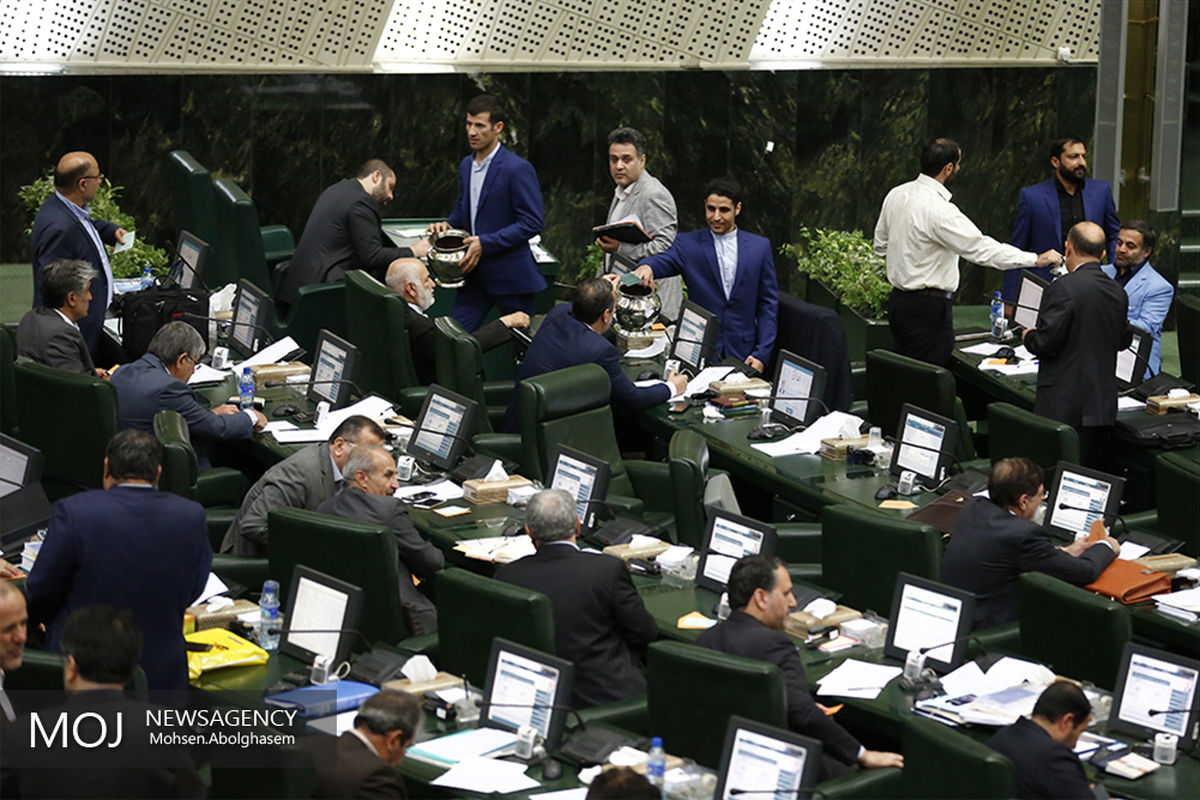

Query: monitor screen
696,509,779,593
1115,327,1152,389
0,439,31,498
770,350,828,428
1011,271,1047,330
1109,642,1200,748
482,638,575,750
231,280,269,356
1043,462,1124,542
170,231,209,290
279,566,364,667
546,445,611,534
308,329,360,409
884,573,975,673
405,385,478,472
715,717,821,800
889,404,957,485
670,301,720,374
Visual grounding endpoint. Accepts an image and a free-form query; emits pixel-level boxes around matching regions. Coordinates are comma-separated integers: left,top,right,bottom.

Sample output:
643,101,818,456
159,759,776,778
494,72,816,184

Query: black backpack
113,282,209,359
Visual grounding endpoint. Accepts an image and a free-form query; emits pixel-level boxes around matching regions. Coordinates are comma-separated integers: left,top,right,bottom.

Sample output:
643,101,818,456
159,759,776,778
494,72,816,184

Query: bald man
1023,221,1133,469
384,257,528,385
30,152,128,359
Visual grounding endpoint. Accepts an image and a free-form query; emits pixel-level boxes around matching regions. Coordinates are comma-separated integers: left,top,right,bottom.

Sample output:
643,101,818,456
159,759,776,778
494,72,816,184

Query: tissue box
709,377,770,398
1146,393,1200,415
185,599,259,631
250,362,309,387
785,605,862,639
461,475,533,504
819,435,869,461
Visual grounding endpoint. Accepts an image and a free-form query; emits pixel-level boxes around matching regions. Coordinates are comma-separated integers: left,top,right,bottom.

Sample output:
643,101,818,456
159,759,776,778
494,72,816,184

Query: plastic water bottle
646,736,666,788
239,367,255,410
990,291,1004,337
140,265,153,290
259,579,280,650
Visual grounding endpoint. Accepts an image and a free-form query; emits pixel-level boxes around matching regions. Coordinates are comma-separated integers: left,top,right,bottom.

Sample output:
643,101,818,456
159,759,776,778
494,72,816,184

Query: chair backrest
344,270,418,401
647,641,787,769
267,508,410,644
668,430,711,549
1,324,17,435
902,715,1015,799
213,178,272,293
821,504,942,615
433,316,495,434
866,349,975,459
282,281,347,356
166,150,218,250
152,410,200,501
435,567,556,686
517,363,630,490
1157,451,1200,556
987,402,1080,469
14,361,118,490
1177,293,1199,385
770,291,853,411
1018,572,1132,689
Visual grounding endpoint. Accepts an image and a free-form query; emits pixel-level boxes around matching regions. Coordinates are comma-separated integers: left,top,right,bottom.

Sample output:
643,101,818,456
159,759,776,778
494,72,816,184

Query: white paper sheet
407,728,518,766
683,366,735,398
961,343,1003,356
983,656,1055,688
983,361,1039,376
625,338,667,358
1116,542,1152,561
1117,396,1146,411
1154,586,1200,613
233,336,300,370
429,756,539,793
271,427,329,444
529,789,589,800
188,363,230,385
190,572,229,606
814,659,902,699
394,479,465,502
938,661,991,699
318,396,396,435
750,411,864,457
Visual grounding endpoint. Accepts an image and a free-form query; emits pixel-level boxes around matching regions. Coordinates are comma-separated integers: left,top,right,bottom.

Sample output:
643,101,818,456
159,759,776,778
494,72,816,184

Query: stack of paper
453,536,536,564
1153,586,1200,624
751,411,865,458
814,659,902,700
406,727,517,767
232,336,300,370
430,756,540,793
395,479,465,503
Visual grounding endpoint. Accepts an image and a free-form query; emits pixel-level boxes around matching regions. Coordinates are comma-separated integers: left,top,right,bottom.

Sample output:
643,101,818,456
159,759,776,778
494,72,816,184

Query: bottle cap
651,736,662,748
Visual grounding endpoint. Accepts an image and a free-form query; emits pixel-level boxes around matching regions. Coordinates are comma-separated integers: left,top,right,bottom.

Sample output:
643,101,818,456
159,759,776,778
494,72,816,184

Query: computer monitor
279,566,364,667
1116,326,1153,390
307,329,360,409
769,350,828,427
405,385,478,472
714,716,822,800
0,435,50,556
696,509,779,593
1109,642,1200,749
168,230,209,290
230,279,270,357
669,300,721,376
546,445,611,535
1009,270,1049,330
481,638,575,750
888,404,958,486
0,434,39,498
1043,461,1124,543
884,573,976,673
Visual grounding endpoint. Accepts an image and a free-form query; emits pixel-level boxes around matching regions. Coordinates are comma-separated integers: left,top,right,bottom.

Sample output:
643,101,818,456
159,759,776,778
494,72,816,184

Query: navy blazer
642,228,779,364
504,304,671,431
25,486,211,691
446,145,546,296
1007,176,1120,301
30,194,120,357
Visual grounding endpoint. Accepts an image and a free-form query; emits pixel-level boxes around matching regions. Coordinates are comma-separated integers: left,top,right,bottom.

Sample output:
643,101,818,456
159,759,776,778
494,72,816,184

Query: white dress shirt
53,309,80,329
712,229,739,299
55,191,114,310
469,143,501,234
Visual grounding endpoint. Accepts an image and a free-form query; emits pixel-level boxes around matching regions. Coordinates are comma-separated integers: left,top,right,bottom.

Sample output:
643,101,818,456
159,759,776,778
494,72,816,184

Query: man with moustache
1102,221,1173,379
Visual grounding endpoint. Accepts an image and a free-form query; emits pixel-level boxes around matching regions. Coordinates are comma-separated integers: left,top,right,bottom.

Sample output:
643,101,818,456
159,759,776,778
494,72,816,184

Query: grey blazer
16,307,95,375
605,171,682,319
220,443,336,555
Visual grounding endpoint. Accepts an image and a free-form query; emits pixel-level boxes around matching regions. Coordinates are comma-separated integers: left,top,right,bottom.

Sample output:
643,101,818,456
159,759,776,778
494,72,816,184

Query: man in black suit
314,445,443,634
278,159,430,307
988,681,1099,799
309,690,420,799
1023,221,1133,468
696,555,903,779
383,257,528,385
495,489,657,708
941,458,1118,629
17,258,108,378
0,581,28,725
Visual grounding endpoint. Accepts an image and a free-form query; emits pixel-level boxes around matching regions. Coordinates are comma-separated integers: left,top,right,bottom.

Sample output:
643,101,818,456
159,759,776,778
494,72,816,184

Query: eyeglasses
81,173,104,183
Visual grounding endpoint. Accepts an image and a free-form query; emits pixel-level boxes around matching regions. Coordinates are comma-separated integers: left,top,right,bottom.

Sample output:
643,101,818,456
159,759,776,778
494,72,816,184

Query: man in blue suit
430,95,546,331
634,177,779,373
1103,220,1174,378
1009,136,1120,307
30,152,128,361
25,430,212,692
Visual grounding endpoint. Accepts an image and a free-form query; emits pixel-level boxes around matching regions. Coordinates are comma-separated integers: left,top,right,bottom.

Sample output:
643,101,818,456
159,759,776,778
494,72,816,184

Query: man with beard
1009,136,1120,310
1102,221,1173,379
384,257,528,386
874,137,1062,366
279,159,430,307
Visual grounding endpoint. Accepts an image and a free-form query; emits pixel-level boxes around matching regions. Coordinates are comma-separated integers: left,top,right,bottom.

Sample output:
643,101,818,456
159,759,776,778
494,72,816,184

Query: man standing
315,445,444,634
25,431,212,691
988,681,1099,800
430,94,546,331
1102,221,1173,379
634,177,778,373
220,415,386,555
1024,222,1132,469
17,258,108,378
598,127,680,319
278,159,429,307
310,690,421,799
496,489,658,708
1009,136,1120,308
874,137,1062,366
29,151,128,359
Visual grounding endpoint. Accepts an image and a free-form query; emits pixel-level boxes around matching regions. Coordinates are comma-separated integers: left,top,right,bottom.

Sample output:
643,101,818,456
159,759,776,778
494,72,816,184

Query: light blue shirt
712,228,739,299
469,143,501,234
55,191,113,309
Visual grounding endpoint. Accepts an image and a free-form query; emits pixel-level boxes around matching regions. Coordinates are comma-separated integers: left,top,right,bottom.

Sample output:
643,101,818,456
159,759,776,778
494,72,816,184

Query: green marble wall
0,67,1098,306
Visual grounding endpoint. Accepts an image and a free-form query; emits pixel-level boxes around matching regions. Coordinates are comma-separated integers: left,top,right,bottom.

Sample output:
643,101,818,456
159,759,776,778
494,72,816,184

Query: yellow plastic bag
186,628,269,679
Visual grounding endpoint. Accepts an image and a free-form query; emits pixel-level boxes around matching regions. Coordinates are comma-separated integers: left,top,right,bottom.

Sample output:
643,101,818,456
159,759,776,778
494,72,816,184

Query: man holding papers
310,690,421,799
696,556,903,779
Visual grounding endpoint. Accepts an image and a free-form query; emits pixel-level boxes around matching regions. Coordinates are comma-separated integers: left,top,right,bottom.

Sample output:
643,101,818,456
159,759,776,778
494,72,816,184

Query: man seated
0,580,28,724
504,276,687,431
314,445,443,634
220,415,385,556
16,258,108,378
696,555,903,779
495,489,658,708
941,457,1118,629
384,257,528,386
309,690,421,800
988,681,1100,800
26,430,211,691
111,321,267,468
1103,220,1173,378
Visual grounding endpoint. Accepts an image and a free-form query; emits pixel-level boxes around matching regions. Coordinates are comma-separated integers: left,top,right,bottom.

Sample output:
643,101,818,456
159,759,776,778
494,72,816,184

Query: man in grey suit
16,258,108,378
597,127,681,319
315,444,444,634
220,415,385,556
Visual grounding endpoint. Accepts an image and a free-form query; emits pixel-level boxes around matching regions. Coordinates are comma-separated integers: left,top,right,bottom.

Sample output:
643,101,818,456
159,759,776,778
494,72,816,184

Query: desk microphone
728,788,825,798
264,377,363,399
919,635,983,656
746,394,831,440
173,311,277,351
263,627,373,651
1053,502,1127,537
1148,707,1193,717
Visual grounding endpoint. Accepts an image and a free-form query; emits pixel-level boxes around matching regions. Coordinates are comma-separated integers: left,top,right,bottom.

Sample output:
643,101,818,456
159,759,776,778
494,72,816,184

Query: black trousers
887,289,954,366
1078,426,1114,471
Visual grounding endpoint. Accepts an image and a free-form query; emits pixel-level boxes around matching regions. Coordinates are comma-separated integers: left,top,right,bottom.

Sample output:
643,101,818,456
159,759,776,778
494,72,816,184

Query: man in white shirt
874,137,1062,365
16,258,109,378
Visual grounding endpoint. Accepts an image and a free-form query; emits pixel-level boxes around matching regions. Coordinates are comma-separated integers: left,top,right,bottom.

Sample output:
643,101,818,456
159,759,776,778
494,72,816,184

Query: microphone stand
745,393,832,441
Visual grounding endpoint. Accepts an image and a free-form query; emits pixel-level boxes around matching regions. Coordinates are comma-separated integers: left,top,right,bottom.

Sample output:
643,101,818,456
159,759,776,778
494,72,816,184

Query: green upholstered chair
344,270,420,404
152,410,244,548
646,641,787,769
865,349,976,460
1,324,17,435
209,742,314,800
1154,451,1200,556
821,504,941,616
902,715,1015,799
166,150,218,251
986,402,1080,469
213,178,289,294
1177,294,1199,385
1018,572,1132,689
276,280,347,356
14,361,117,495
435,567,555,687
433,316,514,434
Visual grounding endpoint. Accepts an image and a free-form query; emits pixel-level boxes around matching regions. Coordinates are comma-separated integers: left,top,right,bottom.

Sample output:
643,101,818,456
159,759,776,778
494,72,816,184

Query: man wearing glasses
30,152,129,360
